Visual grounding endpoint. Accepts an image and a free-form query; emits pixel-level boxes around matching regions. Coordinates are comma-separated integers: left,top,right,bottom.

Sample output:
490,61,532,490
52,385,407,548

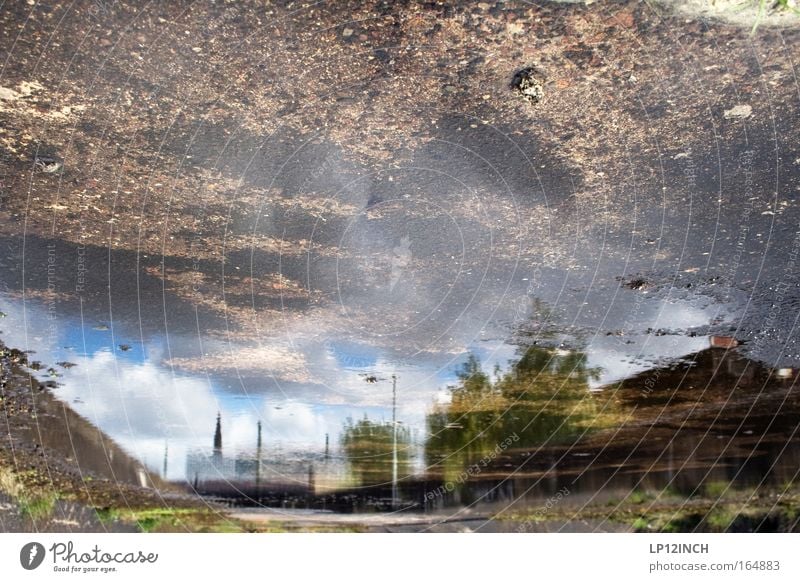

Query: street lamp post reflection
391,374,398,509
356,371,402,508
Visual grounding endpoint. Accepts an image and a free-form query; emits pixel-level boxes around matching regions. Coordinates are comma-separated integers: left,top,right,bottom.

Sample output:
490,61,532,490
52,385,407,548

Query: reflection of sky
0,290,724,482
585,299,719,388
586,334,709,389
0,295,474,480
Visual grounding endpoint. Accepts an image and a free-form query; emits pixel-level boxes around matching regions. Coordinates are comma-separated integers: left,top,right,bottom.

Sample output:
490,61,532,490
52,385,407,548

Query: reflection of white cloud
57,350,218,478
260,402,321,441
584,298,719,389
60,350,218,439
587,335,709,389
166,344,311,383
56,351,381,479
55,351,360,479
651,300,716,330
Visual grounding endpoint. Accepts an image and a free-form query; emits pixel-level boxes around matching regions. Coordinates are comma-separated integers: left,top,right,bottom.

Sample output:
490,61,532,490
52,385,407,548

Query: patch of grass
19,493,58,521
610,487,683,507
502,481,800,532
498,510,555,523
752,0,800,34
0,465,59,521
651,511,703,533
659,518,688,533
704,480,731,499
627,489,652,505
96,507,369,533
96,507,245,533
706,508,738,531
619,510,697,533
0,465,25,498
780,503,798,523
771,0,800,13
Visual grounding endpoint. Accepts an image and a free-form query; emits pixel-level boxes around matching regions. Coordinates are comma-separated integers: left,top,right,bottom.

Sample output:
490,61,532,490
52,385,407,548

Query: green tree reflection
341,416,412,487
426,346,615,481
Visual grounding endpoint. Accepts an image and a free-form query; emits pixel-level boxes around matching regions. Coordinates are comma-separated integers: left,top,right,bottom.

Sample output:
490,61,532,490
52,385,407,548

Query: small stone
723,104,752,120
342,27,354,38
0,87,20,100
507,22,524,35
616,11,635,29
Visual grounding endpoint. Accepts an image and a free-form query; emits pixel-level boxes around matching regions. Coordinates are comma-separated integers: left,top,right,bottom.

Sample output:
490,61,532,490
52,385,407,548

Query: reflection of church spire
213,413,222,457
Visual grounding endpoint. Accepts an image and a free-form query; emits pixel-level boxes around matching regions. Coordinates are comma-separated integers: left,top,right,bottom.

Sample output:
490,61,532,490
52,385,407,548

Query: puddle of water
2,240,796,515
0,119,795,516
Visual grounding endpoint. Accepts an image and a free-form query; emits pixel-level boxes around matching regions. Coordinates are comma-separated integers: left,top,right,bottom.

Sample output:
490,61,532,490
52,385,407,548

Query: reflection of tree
341,416,412,487
426,347,614,480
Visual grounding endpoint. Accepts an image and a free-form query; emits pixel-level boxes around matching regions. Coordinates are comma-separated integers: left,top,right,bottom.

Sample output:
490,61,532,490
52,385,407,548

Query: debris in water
33,154,63,174
511,67,544,104
623,276,649,290
118,344,131,352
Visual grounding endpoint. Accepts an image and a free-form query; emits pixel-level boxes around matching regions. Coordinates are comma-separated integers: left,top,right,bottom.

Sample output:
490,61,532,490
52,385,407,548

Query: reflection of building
213,412,222,454
184,414,337,497
186,450,236,486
